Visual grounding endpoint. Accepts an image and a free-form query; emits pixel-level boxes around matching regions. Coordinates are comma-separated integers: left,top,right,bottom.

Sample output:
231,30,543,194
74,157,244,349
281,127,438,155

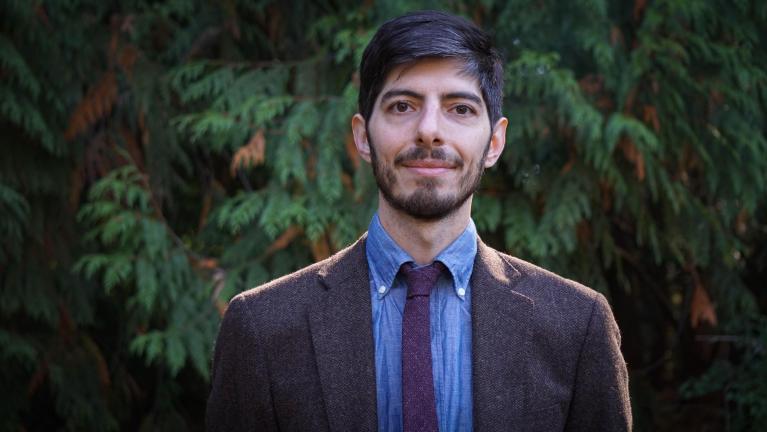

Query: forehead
378,58,482,98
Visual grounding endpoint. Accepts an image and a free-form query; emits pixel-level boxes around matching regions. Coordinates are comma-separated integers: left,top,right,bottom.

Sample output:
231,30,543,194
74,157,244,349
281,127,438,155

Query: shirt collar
366,213,477,300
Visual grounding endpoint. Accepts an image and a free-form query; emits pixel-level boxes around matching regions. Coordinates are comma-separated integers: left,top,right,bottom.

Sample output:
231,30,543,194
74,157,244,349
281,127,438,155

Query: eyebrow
379,89,484,107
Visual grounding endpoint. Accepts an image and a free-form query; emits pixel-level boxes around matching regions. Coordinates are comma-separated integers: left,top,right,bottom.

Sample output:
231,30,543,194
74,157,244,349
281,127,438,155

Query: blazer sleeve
206,295,278,432
564,293,632,431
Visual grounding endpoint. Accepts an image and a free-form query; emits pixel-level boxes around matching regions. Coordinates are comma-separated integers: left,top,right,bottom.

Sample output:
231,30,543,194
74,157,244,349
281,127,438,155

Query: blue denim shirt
366,214,476,432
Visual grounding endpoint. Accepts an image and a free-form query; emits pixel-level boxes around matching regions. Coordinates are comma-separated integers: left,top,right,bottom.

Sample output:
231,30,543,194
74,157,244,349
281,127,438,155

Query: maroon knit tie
401,261,444,432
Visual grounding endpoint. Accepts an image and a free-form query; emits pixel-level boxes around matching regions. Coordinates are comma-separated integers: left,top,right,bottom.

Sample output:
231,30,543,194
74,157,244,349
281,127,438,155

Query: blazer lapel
309,236,378,431
471,241,534,430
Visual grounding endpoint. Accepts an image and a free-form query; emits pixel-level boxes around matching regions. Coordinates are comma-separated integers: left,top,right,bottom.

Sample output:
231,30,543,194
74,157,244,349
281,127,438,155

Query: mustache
393,147,464,167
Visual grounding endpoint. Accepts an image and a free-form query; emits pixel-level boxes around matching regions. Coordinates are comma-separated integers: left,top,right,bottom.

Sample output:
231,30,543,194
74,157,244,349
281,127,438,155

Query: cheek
368,125,407,158
453,130,491,159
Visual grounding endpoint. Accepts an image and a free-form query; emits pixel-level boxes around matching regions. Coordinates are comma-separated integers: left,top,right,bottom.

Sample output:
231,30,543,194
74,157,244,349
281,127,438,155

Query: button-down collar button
457,287,466,297
378,285,387,294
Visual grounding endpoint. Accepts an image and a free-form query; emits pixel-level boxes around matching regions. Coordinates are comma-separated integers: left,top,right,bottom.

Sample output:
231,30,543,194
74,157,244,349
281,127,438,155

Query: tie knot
400,261,445,298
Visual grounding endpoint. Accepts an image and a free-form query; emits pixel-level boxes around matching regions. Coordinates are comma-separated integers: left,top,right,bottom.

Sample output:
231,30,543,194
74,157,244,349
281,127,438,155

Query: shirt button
378,285,386,294
457,287,466,297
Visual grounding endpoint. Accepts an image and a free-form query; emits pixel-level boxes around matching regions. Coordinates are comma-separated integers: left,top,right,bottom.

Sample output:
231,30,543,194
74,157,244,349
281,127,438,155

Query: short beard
368,132,490,221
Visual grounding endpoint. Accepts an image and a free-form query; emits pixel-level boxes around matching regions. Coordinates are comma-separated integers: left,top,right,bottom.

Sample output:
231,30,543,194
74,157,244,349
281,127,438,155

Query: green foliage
2,0,766,430
681,317,767,430
75,164,218,379
0,182,30,260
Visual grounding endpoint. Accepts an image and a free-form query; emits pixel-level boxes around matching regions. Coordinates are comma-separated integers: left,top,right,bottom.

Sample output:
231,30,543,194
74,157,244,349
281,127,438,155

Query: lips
401,159,454,169
393,147,463,178
400,159,455,176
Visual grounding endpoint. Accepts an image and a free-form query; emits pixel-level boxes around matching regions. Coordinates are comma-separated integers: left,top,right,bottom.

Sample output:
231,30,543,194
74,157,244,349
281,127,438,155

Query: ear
483,117,508,168
351,113,372,163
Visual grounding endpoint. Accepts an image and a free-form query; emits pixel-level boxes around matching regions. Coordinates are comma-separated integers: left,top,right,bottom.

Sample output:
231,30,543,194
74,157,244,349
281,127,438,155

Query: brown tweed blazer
206,235,631,431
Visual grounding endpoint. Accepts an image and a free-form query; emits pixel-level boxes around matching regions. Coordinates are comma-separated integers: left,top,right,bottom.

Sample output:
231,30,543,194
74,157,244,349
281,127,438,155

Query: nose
416,103,443,146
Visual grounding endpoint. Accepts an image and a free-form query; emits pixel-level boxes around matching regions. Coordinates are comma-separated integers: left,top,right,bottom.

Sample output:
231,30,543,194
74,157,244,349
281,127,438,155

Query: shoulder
479,242,601,304
476,242,612,330
225,234,368,323
476,242,622,359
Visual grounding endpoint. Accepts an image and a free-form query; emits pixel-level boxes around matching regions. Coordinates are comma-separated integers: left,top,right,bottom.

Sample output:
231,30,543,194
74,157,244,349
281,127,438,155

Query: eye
453,104,475,115
393,101,411,113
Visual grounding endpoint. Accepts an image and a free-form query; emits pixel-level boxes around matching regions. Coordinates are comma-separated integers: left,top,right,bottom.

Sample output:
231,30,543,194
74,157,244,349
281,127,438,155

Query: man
207,10,631,432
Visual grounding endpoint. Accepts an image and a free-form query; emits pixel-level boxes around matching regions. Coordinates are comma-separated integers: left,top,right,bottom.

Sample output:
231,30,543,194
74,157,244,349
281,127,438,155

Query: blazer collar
310,235,378,431
471,240,534,430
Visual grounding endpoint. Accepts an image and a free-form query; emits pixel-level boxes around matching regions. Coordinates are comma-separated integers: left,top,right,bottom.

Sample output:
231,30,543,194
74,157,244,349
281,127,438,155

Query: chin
388,190,469,221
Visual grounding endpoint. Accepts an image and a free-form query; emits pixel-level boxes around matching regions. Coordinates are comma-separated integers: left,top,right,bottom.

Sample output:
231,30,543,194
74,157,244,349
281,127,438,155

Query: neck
376,193,473,265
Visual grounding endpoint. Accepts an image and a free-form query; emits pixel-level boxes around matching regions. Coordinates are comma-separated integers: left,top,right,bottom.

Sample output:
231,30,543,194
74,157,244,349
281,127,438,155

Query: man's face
352,58,507,220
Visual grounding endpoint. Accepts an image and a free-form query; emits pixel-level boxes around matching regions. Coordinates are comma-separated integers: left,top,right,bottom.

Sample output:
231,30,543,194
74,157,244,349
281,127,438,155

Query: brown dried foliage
64,71,118,141
261,225,302,258
642,105,660,132
690,281,718,329
619,136,646,181
310,235,331,261
230,129,266,176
